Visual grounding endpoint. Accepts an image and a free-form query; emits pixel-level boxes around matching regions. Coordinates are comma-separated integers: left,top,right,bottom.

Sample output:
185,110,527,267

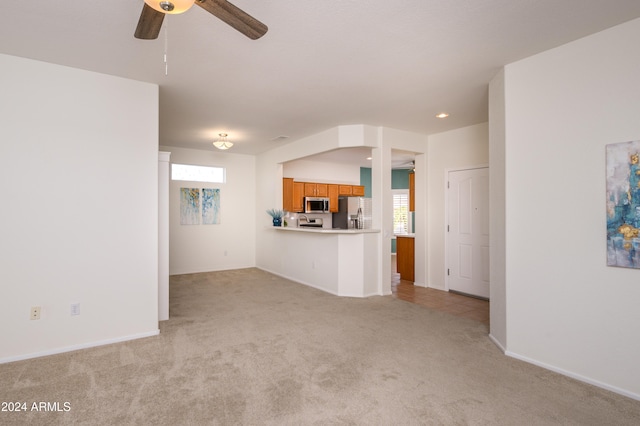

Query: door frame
444,164,489,292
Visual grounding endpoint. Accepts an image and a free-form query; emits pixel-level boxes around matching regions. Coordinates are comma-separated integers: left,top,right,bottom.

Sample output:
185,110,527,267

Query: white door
447,167,490,299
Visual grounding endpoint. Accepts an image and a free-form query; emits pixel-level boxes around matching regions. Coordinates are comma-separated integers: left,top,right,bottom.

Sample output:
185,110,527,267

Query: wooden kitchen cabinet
292,182,304,211
409,173,415,212
315,183,328,197
338,184,365,197
396,236,415,282
303,182,314,197
328,184,339,212
304,182,328,197
289,179,363,208
338,185,353,196
283,178,304,212
352,185,365,197
283,178,294,211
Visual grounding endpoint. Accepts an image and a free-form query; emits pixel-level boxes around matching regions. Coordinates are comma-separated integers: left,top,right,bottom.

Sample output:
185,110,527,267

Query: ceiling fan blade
195,0,268,40
134,3,165,40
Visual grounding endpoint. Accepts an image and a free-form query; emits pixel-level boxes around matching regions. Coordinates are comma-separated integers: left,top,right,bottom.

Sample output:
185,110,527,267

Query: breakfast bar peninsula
267,226,380,297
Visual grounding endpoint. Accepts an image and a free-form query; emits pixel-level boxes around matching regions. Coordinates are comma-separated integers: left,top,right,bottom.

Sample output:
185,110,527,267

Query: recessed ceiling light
435,112,450,119
366,157,372,160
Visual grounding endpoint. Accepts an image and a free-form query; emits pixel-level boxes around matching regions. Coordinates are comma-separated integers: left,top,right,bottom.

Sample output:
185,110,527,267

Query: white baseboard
169,263,255,276
0,330,160,364
505,350,640,402
256,267,384,298
257,267,342,297
488,333,506,353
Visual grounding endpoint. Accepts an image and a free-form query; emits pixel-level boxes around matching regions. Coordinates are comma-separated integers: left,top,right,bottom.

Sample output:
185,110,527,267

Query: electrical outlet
70,303,80,316
30,306,40,320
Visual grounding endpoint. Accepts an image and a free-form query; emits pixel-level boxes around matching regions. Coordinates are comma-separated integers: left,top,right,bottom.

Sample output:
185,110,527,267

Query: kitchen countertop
271,226,380,234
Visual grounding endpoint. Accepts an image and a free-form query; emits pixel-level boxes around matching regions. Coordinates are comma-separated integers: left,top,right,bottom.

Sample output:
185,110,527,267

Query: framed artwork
180,187,221,225
180,188,200,225
202,188,221,224
606,140,640,268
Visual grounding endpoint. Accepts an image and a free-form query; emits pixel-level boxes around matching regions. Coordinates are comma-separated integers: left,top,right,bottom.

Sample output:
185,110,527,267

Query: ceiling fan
135,0,268,40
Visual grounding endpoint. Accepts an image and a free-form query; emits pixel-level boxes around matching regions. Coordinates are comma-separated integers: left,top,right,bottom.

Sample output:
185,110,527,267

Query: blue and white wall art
202,188,221,225
180,188,201,225
606,140,640,268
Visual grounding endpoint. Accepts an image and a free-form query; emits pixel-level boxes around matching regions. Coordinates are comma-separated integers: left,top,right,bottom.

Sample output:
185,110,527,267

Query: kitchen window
392,190,411,234
171,163,225,183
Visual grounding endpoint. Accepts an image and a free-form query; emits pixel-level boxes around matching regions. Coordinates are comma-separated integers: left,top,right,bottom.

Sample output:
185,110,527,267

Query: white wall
500,18,640,398
427,123,489,290
161,146,256,275
283,159,361,184
488,70,507,349
0,54,159,361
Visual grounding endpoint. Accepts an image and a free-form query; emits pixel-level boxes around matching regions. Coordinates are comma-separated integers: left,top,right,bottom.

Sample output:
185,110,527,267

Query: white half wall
501,18,640,398
0,54,159,362
427,123,489,291
162,146,256,275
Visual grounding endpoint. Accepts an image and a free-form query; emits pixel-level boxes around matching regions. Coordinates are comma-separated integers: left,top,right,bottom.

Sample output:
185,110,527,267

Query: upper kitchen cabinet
286,178,363,213
283,178,304,212
338,185,352,196
339,185,365,196
328,184,339,212
304,182,328,197
409,173,415,212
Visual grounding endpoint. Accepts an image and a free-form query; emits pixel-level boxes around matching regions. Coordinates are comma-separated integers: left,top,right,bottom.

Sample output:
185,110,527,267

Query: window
171,163,225,183
393,190,411,234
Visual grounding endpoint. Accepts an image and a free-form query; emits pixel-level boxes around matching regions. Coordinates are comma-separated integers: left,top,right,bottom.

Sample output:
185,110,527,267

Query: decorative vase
273,218,282,227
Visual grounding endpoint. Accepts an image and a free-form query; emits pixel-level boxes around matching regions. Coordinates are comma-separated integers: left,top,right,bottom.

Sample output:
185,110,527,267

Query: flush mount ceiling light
213,133,234,150
144,0,194,14
436,112,450,119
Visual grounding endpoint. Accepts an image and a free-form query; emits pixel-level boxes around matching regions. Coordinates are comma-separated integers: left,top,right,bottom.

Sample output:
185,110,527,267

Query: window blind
393,192,409,234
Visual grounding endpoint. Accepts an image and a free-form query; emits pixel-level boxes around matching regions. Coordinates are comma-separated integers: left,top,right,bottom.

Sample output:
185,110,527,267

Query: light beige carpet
1,268,639,425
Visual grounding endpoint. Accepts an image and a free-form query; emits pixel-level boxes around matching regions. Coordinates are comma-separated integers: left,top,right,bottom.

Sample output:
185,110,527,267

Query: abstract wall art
180,188,200,225
606,140,640,268
202,188,221,225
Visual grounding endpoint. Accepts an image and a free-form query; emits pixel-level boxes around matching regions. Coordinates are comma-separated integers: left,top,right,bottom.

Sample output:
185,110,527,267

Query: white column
371,131,393,295
158,151,171,321
413,152,428,288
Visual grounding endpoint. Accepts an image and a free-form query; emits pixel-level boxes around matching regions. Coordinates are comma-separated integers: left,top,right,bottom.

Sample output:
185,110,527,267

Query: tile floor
391,255,490,325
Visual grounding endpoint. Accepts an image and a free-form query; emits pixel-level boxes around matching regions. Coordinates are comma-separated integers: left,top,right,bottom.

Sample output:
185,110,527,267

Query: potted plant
266,209,287,227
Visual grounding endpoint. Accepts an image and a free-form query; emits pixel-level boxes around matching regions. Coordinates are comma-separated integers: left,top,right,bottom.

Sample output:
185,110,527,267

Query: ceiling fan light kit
144,0,194,14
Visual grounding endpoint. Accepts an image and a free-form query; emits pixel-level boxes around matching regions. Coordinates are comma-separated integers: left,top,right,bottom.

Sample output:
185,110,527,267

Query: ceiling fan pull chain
164,17,169,76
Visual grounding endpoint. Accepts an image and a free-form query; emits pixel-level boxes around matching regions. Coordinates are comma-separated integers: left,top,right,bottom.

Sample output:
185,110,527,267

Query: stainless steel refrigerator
332,197,372,229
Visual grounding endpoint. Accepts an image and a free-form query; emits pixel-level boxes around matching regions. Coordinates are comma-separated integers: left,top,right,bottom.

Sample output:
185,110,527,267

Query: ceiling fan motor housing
160,2,175,12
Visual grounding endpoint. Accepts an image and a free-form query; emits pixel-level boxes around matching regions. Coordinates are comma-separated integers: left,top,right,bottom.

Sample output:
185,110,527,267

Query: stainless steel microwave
304,197,330,213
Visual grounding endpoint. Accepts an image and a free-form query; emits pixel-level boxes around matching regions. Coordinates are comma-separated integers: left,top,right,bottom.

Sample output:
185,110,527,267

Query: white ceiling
2,1,640,158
